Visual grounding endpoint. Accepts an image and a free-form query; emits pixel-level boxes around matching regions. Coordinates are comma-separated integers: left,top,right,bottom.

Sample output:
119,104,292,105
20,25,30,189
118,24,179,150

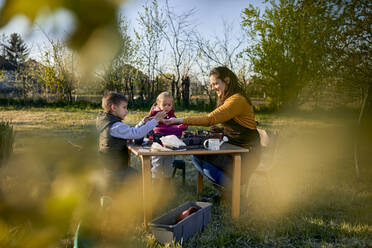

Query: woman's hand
154,111,167,122
162,118,183,125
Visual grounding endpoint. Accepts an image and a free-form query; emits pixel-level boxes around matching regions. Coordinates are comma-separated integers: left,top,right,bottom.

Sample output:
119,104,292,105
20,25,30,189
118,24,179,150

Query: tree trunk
44,84,49,101
123,76,129,98
151,79,155,99
146,78,151,101
156,77,159,93
139,79,145,104
181,76,190,107
129,77,134,103
171,80,176,98
176,81,181,104
354,83,371,178
74,81,79,102
22,80,26,102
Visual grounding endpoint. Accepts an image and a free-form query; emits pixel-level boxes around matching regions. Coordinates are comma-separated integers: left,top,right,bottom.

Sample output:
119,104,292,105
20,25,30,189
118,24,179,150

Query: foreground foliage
0,109,370,247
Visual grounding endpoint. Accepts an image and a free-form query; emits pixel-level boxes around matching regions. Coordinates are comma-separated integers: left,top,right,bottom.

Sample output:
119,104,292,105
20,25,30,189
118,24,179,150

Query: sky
0,0,266,59
121,0,266,37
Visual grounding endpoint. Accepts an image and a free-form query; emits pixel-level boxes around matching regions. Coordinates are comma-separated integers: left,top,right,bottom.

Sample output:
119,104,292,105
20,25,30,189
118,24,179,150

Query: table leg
232,154,241,219
141,155,152,225
197,171,203,195
127,149,131,165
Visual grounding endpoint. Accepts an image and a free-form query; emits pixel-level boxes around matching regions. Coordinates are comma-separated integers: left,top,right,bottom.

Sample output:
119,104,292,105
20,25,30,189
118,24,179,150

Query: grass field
0,107,371,247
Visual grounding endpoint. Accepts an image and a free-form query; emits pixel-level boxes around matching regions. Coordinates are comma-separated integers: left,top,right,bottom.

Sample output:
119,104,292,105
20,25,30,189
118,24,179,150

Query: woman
165,66,261,194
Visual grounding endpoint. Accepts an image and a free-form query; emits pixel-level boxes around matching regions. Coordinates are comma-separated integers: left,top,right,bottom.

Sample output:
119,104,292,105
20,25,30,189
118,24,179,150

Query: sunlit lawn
0,107,371,247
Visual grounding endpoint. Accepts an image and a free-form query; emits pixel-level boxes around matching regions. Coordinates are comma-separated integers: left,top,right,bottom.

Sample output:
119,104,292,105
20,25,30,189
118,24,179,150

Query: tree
3,33,29,68
242,0,338,108
135,0,164,101
242,0,372,177
194,21,249,106
102,16,139,100
36,27,79,102
331,0,372,178
194,52,216,108
0,33,7,57
194,21,245,72
36,52,58,101
156,0,196,105
2,33,30,99
332,0,371,112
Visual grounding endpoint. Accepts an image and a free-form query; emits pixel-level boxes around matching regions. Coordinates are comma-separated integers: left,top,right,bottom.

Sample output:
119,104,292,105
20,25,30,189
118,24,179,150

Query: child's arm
110,111,167,139
136,116,152,127
136,108,158,127
169,111,187,130
110,119,158,140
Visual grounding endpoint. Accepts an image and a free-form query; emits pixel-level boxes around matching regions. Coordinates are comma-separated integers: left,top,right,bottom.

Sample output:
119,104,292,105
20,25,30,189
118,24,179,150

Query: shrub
0,120,14,166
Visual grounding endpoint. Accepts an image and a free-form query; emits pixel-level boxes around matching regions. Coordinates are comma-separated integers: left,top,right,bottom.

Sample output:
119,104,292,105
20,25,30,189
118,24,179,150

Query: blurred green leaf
0,0,124,50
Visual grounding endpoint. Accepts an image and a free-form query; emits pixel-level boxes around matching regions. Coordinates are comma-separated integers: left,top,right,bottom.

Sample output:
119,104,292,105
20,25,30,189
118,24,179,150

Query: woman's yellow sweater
183,93,256,130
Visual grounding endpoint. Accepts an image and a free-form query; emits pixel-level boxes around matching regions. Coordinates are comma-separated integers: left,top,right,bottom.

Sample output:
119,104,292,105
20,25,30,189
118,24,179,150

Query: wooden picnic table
127,143,249,225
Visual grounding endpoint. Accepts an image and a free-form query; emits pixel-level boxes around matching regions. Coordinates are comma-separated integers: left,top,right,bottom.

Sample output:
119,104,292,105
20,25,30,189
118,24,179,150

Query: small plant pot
149,201,212,244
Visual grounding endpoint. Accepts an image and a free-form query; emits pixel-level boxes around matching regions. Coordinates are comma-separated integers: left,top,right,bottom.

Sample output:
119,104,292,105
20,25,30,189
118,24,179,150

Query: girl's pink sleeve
177,124,187,130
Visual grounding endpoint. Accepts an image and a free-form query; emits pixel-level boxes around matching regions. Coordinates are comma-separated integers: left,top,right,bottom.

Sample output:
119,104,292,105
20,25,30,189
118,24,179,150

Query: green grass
0,108,371,247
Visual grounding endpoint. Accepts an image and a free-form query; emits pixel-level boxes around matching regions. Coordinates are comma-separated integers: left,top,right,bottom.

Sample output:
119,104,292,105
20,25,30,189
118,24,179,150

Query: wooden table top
127,143,249,156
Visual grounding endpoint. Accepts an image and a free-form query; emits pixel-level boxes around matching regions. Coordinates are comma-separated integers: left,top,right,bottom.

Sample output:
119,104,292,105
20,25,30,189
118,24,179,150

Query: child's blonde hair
150,92,173,113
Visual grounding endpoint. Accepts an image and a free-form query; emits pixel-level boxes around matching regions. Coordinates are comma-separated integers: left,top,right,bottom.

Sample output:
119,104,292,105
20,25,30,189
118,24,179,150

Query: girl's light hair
150,92,173,113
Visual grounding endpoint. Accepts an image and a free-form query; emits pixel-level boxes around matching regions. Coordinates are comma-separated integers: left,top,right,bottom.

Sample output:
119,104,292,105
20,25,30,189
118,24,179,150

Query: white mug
203,138,221,150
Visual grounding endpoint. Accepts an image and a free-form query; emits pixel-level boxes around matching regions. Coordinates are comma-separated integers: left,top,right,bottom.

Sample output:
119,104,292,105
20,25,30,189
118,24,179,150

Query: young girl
150,92,187,179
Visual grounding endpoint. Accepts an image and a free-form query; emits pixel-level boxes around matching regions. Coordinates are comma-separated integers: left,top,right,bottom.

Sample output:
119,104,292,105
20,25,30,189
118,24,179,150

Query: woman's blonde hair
150,92,174,113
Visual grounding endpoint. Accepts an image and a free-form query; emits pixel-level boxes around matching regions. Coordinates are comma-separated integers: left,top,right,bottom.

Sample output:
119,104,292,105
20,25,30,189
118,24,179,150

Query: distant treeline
0,97,219,112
